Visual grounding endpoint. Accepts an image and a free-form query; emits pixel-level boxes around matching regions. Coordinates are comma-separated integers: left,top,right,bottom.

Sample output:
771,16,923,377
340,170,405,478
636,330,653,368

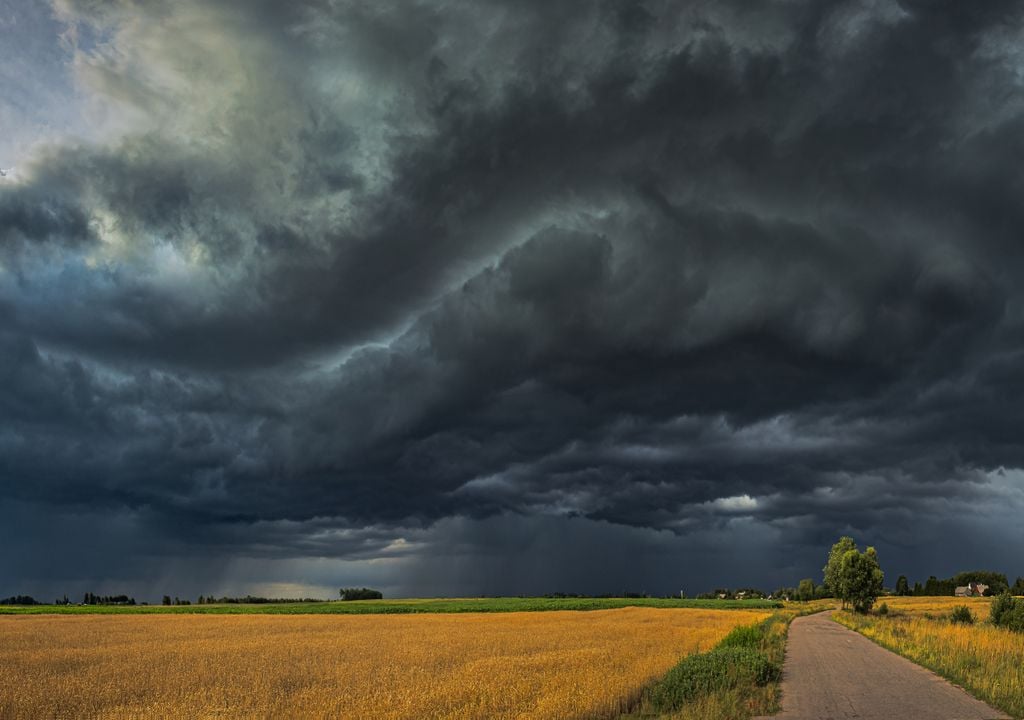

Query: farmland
835,595,1024,719
0,596,780,615
0,606,771,719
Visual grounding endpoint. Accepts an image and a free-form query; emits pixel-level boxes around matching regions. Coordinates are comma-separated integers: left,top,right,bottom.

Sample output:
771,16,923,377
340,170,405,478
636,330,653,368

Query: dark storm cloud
4,0,1024,597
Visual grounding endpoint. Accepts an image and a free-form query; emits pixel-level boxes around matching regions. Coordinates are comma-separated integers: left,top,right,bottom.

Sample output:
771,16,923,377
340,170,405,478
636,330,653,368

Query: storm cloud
3,0,1024,600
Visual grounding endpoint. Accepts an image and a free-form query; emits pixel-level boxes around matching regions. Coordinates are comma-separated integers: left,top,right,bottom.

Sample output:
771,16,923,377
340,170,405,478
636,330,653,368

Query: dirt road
756,611,1009,720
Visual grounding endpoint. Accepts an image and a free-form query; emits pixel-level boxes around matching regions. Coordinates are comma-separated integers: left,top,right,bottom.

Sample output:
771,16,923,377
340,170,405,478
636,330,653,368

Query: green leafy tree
895,575,910,596
823,536,857,595
797,578,815,602
837,546,884,613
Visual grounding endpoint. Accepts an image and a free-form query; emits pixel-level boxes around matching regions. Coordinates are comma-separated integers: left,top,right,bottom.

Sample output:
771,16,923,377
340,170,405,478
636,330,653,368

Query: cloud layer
4,0,1024,599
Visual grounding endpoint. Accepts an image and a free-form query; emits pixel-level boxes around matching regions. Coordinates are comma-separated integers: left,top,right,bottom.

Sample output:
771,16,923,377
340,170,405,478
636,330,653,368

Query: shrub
717,623,763,649
1004,604,1024,633
989,593,1024,632
877,602,889,616
650,646,780,712
949,605,974,625
990,592,1015,625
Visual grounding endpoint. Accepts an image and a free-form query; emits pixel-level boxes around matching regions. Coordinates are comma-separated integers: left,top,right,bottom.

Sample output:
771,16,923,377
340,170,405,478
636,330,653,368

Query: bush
1004,605,1024,633
990,592,1014,624
991,593,1024,632
877,602,889,616
718,623,764,649
950,605,974,624
650,646,780,712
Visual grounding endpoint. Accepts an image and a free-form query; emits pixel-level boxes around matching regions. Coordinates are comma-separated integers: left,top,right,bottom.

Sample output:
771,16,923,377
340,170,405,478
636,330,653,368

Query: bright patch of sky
0,0,100,168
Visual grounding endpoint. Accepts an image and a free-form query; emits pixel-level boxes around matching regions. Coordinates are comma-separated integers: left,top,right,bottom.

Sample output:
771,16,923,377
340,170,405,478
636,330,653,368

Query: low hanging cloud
3,0,1024,599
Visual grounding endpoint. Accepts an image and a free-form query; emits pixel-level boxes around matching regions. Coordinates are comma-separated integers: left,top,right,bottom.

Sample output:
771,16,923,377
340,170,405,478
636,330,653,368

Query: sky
3,0,1024,602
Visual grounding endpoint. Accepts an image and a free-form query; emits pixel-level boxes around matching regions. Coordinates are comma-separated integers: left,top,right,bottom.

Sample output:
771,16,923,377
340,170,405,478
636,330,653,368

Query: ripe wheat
0,606,768,719
836,595,1024,718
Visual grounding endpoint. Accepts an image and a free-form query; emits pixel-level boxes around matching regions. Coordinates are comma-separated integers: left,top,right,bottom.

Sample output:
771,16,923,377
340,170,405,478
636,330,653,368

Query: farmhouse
954,582,988,597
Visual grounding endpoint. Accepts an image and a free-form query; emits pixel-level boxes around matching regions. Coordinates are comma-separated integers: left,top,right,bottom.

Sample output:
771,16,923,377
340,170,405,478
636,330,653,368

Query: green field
0,596,781,615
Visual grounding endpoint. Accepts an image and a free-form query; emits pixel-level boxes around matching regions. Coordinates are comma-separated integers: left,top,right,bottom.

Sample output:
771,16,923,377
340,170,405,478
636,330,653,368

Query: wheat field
874,595,995,616
836,596,1024,718
0,606,769,719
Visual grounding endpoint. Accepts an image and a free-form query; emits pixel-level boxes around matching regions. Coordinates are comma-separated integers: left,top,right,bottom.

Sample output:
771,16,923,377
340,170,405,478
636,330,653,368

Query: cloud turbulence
3,0,1024,600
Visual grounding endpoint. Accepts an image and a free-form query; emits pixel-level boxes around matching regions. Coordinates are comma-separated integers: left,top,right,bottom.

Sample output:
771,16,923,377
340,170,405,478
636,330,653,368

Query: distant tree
837,545,884,613
823,536,857,596
922,575,955,596
771,586,797,601
814,584,828,600
950,571,1008,596
912,581,923,595
0,596,39,606
895,575,910,596
797,578,815,602
1012,577,1024,596
162,595,172,606
339,588,384,601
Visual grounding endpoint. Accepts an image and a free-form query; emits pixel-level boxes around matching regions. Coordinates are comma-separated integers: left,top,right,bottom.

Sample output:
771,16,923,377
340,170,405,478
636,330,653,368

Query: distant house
954,582,989,597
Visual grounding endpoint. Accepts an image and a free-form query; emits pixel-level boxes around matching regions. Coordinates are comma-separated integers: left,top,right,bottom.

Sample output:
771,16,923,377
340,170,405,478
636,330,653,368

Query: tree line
83,593,136,605
892,571,1024,597
340,587,383,601
193,595,328,604
0,595,40,605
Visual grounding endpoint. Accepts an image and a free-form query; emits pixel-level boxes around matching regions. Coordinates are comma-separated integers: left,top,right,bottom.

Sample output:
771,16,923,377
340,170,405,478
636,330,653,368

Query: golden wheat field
0,607,769,719
836,596,1024,718
876,595,995,615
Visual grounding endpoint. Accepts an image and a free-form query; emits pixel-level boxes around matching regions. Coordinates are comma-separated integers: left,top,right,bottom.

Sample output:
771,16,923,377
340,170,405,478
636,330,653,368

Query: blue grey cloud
3,0,1024,599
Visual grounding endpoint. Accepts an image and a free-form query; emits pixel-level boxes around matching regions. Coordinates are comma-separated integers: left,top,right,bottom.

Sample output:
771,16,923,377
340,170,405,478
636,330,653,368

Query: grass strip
620,611,799,719
834,609,1024,719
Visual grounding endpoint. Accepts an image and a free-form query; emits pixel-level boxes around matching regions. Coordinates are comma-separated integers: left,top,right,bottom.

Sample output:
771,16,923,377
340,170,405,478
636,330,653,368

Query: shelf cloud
3,0,1024,599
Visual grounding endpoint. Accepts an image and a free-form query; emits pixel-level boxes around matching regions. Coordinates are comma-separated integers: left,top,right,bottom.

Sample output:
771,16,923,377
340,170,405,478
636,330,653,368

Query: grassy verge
618,602,830,719
835,608,1024,719
619,614,785,719
0,596,781,615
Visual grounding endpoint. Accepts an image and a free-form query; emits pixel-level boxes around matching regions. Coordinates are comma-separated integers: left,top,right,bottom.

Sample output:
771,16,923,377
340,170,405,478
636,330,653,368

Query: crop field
869,595,996,616
0,606,770,719
836,596,1024,719
0,596,780,615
